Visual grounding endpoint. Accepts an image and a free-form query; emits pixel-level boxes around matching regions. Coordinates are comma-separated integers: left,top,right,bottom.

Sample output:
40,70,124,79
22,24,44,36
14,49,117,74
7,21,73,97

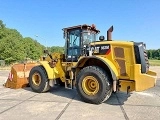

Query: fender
98,56,119,81
75,56,119,81
39,61,59,80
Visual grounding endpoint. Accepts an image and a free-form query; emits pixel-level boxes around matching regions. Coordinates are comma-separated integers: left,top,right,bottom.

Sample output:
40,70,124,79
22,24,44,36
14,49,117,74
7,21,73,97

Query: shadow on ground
23,85,131,105
105,92,131,105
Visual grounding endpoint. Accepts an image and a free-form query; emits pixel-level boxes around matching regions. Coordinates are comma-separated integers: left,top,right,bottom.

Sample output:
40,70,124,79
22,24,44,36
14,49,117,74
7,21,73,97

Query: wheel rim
82,76,99,96
32,72,41,86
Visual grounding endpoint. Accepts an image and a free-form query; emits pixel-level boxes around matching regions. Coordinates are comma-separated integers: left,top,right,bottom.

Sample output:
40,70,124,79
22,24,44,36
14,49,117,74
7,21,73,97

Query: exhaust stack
107,26,113,41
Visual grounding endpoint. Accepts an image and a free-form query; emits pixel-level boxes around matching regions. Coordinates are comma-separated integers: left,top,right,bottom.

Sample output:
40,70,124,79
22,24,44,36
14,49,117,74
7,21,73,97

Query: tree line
0,20,64,65
147,49,160,60
0,20,159,65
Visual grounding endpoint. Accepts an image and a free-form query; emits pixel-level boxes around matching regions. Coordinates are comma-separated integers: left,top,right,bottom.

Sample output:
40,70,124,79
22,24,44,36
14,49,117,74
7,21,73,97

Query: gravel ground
0,67,160,120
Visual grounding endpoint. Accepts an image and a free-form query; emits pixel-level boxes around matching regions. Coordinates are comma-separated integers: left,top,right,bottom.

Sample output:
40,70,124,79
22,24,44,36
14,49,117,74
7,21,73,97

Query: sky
0,0,160,49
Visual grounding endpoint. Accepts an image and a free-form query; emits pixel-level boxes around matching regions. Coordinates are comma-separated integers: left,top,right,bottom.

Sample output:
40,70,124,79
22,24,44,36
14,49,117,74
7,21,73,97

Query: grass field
149,59,160,66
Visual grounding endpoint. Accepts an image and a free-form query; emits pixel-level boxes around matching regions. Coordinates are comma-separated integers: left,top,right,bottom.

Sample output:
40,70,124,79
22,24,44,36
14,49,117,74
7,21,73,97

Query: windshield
69,30,80,47
67,29,81,56
82,30,97,45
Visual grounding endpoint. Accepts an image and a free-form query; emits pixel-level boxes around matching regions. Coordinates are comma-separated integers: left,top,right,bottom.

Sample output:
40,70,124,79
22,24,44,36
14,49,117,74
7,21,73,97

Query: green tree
0,20,46,64
50,46,64,53
23,37,44,60
0,28,25,64
147,49,160,60
0,20,6,39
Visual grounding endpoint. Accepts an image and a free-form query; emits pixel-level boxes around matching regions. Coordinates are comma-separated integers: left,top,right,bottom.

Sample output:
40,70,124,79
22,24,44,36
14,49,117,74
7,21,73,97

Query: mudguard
76,56,119,81
39,61,59,80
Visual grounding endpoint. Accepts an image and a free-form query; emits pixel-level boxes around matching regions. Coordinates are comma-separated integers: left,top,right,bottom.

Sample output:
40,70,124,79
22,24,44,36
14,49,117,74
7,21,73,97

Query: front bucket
4,63,37,89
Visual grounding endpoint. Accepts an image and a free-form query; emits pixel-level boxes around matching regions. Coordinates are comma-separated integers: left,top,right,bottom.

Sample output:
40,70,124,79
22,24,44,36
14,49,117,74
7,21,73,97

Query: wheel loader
5,24,157,104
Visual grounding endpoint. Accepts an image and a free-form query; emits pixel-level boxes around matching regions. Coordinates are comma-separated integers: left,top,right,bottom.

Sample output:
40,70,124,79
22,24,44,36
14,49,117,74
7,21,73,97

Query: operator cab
63,24,100,62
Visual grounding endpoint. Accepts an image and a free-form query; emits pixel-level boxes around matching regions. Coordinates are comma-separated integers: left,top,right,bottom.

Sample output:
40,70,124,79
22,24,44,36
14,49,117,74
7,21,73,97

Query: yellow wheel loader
5,24,157,104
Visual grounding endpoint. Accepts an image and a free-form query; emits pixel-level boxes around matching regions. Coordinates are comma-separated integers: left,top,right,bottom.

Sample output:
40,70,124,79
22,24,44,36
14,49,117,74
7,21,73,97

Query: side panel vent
114,47,126,76
114,47,124,58
115,59,126,76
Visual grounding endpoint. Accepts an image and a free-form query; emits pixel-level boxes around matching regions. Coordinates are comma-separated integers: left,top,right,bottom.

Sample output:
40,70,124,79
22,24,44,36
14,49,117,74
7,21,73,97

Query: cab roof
62,24,100,33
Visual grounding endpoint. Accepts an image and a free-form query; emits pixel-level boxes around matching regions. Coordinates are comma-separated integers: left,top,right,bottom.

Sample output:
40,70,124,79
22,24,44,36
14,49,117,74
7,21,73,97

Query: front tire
29,66,50,93
76,66,112,104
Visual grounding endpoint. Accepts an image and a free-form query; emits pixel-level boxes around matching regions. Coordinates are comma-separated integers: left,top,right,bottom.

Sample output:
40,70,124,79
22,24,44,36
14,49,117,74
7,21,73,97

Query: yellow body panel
39,61,59,80
91,41,157,92
133,64,157,91
91,40,134,46
111,42,135,79
91,41,135,79
119,65,157,92
55,60,66,82
97,56,119,79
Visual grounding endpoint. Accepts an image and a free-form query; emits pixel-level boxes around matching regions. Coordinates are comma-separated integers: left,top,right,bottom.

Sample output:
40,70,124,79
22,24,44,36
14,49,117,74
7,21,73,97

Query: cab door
66,29,81,62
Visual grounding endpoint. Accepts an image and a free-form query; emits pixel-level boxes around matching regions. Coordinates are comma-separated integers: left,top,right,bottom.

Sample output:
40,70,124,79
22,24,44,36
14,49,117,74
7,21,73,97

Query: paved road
0,70,160,120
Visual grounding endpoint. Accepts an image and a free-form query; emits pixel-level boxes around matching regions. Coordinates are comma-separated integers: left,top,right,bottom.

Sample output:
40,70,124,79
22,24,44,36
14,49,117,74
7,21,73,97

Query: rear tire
29,66,50,93
144,49,149,72
76,66,112,104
